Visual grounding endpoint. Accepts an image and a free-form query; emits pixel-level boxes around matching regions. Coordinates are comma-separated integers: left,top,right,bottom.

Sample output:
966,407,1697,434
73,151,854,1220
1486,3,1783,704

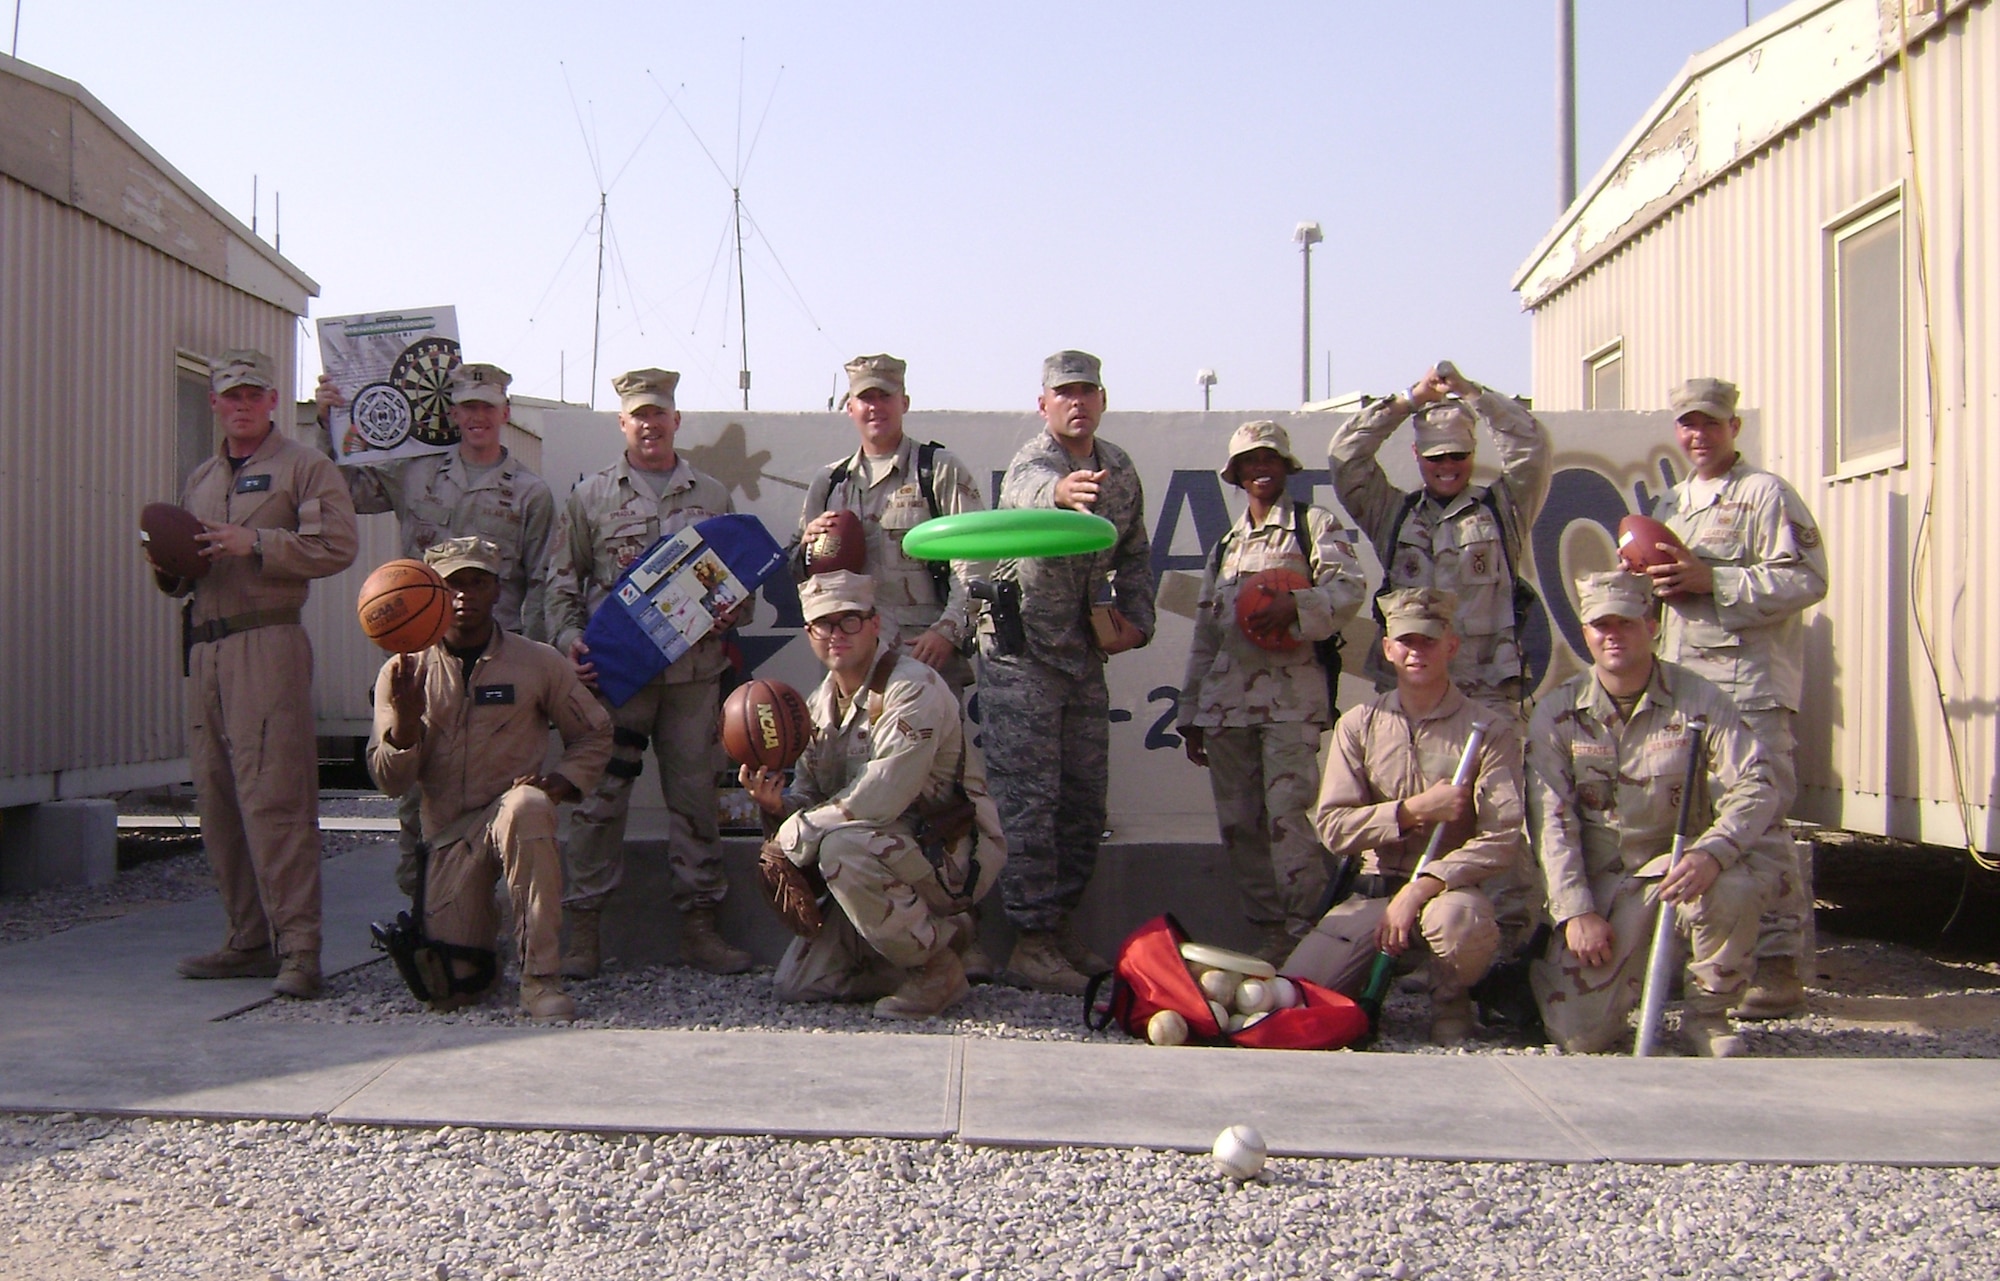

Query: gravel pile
5,1111,1998,1280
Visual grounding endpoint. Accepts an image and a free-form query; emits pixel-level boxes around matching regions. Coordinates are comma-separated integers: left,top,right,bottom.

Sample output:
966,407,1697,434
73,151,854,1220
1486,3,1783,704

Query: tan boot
272,951,322,999
874,949,971,1021
1733,956,1806,1020
679,907,752,975
177,943,279,980
1682,1009,1746,1057
1055,917,1108,975
560,908,601,980
1429,992,1476,1047
1003,930,1088,996
519,974,577,1022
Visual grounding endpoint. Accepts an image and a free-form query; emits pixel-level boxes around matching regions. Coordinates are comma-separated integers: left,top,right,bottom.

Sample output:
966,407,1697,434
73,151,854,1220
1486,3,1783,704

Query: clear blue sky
14,1,1786,411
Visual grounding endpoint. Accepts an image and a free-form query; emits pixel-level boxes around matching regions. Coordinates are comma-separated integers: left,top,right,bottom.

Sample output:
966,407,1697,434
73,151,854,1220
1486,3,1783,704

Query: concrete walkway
4,847,1999,1166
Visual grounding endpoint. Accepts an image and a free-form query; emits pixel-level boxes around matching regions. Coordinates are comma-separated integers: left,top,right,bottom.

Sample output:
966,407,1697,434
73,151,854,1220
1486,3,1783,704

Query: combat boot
1429,992,1476,1047
873,949,971,1021
519,974,577,1022
1003,930,1088,996
560,908,601,980
272,951,322,1000
1681,1010,1746,1058
679,907,753,975
177,943,280,980
1733,956,1806,1020
948,912,997,984
1055,916,1109,976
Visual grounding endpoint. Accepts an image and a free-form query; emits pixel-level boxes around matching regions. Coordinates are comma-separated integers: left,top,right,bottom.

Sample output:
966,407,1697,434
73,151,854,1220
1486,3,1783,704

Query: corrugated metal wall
1,173,297,799
1524,5,1998,847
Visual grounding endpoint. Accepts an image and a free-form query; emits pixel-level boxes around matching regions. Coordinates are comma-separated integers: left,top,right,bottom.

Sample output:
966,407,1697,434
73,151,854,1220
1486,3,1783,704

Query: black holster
369,840,497,1005
910,786,981,904
973,580,1026,657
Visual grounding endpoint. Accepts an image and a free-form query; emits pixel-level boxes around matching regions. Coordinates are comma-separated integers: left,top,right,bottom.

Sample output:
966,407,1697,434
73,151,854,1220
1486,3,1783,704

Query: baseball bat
1633,716,1709,1058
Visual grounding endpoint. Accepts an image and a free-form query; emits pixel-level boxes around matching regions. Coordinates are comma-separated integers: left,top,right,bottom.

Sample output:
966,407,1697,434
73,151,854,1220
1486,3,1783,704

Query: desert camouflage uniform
769,645,1005,1000
790,435,986,692
1653,457,1828,966
545,454,737,914
1526,660,1786,1053
367,630,611,981
1283,686,1526,1002
1329,390,1553,717
165,430,358,958
1178,501,1365,938
979,431,1155,933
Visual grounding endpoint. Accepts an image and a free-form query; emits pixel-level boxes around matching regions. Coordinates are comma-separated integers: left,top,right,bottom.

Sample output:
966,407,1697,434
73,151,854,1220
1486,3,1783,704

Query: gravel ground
4,1113,1999,1281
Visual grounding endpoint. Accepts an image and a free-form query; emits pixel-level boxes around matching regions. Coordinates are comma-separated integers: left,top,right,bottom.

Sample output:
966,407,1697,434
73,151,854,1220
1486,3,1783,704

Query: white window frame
1822,186,1907,479
1584,338,1625,411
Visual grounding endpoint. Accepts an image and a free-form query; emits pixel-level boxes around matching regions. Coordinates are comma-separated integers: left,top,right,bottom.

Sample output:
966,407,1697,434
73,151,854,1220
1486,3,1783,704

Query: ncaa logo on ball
757,703,780,750
364,597,410,626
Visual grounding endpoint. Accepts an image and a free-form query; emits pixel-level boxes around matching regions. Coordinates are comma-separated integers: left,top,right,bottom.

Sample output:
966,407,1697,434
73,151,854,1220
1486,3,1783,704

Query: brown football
804,508,866,575
1234,567,1311,652
720,678,813,771
357,559,451,653
140,502,210,580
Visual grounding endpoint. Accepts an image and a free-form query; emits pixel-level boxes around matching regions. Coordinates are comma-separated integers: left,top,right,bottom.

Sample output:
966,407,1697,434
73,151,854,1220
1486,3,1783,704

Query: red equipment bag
1083,914,1369,1050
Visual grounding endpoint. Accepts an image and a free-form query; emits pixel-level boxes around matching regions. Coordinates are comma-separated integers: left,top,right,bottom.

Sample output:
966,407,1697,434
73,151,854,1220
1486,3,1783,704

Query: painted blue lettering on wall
1150,469,1231,578
1532,468,1631,664
1143,686,1182,750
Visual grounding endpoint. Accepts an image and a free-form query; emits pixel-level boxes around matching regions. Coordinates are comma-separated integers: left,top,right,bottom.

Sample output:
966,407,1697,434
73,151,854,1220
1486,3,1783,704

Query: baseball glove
757,840,824,939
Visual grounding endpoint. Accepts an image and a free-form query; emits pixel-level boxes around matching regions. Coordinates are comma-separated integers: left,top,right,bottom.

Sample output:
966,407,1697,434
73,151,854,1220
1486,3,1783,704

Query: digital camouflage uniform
1283,684,1526,1004
1179,499,1364,940
368,628,611,983
979,430,1156,934
1329,388,1553,717
165,415,358,962
770,643,1005,1002
546,453,737,914
1527,659,1785,1053
1653,455,1827,968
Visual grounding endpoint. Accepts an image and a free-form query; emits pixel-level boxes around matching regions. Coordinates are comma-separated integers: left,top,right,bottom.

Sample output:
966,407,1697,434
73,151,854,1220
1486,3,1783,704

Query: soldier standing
317,363,557,896
1178,420,1365,961
1282,590,1525,1045
368,537,612,1021
1328,362,1552,720
154,350,359,999
980,350,1156,995
1527,572,1785,1056
741,572,1005,1019
1646,377,1827,1019
544,368,755,978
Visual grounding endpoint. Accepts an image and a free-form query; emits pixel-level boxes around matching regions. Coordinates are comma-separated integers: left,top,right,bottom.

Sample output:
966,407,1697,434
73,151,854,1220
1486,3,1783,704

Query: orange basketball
1234,567,1312,652
357,559,451,653
720,679,813,770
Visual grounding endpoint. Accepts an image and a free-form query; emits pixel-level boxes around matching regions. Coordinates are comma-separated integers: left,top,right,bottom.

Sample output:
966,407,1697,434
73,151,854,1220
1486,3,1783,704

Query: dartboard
391,335,462,447
349,382,413,450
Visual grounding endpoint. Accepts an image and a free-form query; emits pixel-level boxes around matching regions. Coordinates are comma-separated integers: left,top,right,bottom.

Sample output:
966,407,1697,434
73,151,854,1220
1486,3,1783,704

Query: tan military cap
799,570,876,623
424,535,504,579
1669,377,1740,421
1380,587,1458,640
845,354,907,397
613,368,680,413
1413,404,1476,457
446,362,512,407
1221,420,1304,484
1575,570,1654,624
211,350,276,394
1042,349,1103,390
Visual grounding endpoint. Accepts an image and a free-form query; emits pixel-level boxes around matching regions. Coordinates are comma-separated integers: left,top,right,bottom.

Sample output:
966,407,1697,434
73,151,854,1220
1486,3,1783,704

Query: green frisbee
901,508,1118,561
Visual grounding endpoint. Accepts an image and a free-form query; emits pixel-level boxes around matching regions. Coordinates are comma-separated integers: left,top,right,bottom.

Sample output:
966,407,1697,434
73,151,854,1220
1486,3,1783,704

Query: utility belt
181,605,302,673
1353,872,1411,901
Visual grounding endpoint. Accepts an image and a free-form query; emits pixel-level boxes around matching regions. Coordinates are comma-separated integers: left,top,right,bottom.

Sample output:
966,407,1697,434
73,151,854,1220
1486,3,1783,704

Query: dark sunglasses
1424,451,1472,463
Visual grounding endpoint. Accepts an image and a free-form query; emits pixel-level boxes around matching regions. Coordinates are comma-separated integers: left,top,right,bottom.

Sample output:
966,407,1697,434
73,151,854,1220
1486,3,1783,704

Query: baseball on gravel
1147,1009,1189,1046
1211,1124,1267,1179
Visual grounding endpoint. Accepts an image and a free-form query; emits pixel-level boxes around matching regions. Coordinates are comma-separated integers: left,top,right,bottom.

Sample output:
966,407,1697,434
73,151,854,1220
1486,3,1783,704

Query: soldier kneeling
742,572,1004,1020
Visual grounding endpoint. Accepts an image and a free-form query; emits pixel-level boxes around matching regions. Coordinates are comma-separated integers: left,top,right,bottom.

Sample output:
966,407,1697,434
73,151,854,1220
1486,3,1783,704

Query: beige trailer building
1512,0,1997,850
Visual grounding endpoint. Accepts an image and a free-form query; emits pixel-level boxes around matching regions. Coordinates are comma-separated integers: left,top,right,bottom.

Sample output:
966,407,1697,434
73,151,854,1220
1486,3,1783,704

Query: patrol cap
1413,404,1476,457
211,350,276,394
1575,570,1654,624
1669,377,1740,422
1042,349,1103,390
799,570,876,623
424,535,504,580
447,362,512,407
1221,420,1304,485
1379,587,1457,641
613,368,680,413
845,353,907,397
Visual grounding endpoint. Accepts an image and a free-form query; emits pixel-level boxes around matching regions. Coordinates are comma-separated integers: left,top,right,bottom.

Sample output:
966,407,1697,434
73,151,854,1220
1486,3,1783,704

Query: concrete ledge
0,799,117,892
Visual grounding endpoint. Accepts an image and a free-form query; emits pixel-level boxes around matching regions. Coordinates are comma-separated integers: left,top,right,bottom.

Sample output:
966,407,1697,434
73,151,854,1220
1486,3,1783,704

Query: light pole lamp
1197,368,1217,412
1293,221,1323,405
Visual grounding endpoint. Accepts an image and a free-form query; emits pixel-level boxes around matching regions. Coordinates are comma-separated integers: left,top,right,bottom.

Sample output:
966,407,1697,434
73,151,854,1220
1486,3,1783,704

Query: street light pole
1293,221,1323,405
1197,369,1217,412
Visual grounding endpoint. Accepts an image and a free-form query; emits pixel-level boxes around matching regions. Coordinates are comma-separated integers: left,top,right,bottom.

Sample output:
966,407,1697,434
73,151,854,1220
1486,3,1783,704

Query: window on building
174,353,213,490
1586,341,1624,410
1825,194,1905,474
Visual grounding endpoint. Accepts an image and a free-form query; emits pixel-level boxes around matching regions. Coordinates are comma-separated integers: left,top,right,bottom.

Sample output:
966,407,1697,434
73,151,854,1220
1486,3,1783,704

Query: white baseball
1226,1012,1248,1033
1235,978,1274,1015
1147,1009,1189,1047
1208,999,1230,1029
1199,968,1240,1006
1271,976,1300,1009
1211,1124,1268,1179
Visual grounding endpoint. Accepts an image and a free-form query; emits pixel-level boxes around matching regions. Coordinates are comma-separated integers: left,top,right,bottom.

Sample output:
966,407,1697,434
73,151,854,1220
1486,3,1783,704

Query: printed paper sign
317,307,462,466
